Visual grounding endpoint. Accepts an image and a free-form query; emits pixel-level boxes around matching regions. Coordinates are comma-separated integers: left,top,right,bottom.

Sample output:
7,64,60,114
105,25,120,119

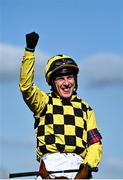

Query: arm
75,108,102,179
19,32,48,118
83,109,103,168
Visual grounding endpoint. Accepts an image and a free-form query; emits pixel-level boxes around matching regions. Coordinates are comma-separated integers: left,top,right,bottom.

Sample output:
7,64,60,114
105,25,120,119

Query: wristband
25,47,35,52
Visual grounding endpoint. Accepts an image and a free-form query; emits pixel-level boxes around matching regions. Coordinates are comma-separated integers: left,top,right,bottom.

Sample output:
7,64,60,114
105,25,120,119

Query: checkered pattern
35,92,96,161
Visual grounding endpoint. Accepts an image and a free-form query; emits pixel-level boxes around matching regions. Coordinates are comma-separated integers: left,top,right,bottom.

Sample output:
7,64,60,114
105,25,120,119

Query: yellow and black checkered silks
19,51,102,167
35,92,93,161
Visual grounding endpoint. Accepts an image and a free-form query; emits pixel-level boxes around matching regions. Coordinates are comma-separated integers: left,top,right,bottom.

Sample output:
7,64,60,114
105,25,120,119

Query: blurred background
0,0,123,179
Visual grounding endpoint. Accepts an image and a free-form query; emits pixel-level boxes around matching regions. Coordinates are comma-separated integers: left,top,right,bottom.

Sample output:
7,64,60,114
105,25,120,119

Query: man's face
54,75,75,99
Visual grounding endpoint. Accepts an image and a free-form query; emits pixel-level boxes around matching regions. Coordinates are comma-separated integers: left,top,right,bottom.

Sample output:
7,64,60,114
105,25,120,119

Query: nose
63,77,69,86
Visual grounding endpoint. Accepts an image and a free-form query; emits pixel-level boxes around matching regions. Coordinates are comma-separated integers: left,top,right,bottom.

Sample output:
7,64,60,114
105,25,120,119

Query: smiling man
54,74,75,98
19,32,103,179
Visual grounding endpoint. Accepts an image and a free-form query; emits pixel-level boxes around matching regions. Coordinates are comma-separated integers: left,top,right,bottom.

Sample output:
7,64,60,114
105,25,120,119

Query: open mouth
62,87,71,93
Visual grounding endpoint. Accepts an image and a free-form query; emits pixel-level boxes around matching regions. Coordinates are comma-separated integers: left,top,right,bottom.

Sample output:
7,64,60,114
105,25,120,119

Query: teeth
63,89,70,92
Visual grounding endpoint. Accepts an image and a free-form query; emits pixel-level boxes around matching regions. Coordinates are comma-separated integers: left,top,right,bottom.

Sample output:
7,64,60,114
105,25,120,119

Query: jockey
19,32,103,179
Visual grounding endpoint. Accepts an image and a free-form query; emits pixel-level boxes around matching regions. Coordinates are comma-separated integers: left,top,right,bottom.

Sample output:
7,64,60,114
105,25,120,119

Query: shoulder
76,95,94,112
76,95,90,107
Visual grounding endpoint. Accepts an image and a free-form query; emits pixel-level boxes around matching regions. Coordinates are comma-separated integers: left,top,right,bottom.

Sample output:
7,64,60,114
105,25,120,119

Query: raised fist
26,32,39,50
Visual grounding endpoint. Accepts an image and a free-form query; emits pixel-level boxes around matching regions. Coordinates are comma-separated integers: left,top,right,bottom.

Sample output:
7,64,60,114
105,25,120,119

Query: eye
67,75,74,79
55,76,64,81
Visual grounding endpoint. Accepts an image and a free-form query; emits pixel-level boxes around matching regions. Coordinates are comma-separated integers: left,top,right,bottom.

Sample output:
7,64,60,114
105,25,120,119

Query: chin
62,93,72,99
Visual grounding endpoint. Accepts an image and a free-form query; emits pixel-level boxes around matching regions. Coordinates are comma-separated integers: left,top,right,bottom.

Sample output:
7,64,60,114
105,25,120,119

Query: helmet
45,54,79,85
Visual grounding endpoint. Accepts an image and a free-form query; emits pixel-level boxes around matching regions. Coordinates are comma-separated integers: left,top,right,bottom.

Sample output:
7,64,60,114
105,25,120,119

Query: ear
74,75,78,91
50,79,56,92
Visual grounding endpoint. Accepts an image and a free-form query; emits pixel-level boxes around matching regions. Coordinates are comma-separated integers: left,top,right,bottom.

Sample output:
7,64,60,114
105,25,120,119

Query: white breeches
37,152,83,179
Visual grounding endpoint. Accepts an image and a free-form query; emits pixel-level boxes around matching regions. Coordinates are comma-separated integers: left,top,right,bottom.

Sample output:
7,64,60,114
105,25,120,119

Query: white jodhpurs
37,152,83,179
